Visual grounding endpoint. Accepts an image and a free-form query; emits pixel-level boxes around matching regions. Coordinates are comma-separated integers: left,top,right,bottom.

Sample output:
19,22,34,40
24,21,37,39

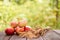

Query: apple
5,27,14,35
24,26,31,31
15,26,20,35
15,26,24,34
15,26,20,32
19,28,24,32
10,21,17,28
18,19,27,27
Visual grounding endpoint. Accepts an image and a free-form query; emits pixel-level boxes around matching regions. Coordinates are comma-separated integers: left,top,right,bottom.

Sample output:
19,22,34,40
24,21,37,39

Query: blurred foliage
0,0,60,31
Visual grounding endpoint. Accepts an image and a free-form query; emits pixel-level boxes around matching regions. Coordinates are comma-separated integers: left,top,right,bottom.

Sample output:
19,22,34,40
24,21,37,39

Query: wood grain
3,35,12,40
53,30,60,35
0,30,60,40
10,35,26,40
0,31,11,40
0,31,6,40
42,30,60,40
27,36,43,40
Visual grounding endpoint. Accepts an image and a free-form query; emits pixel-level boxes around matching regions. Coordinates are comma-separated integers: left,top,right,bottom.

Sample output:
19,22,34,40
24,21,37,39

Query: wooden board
10,35,26,40
0,30,60,40
3,35,12,40
27,36,43,40
42,30,60,40
53,30,60,35
0,31,11,40
0,31,5,40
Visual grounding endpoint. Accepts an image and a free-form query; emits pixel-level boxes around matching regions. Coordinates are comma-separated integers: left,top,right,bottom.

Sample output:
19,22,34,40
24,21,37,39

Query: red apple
5,27,14,35
15,26,20,32
15,26,24,34
24,26,31,31
10,21,17,28
16,27,24,32
15,26,20,34
19,28,24,32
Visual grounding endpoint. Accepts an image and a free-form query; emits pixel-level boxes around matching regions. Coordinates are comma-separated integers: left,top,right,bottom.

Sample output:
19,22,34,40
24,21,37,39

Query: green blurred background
0,0,60,31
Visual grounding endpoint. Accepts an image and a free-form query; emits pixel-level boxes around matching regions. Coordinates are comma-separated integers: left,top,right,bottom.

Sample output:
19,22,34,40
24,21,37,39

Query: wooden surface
0,30,60,40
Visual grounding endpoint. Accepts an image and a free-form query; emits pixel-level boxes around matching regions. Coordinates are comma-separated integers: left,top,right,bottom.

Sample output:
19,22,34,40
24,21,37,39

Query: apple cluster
5,19,50,38
5,19,31,35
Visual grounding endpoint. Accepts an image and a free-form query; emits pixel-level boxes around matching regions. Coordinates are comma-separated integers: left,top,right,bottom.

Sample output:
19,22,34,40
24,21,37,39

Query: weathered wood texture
42,30,60,40
27,36,43,40
0,31,11,40
10,35,26,40
0,30,60,40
